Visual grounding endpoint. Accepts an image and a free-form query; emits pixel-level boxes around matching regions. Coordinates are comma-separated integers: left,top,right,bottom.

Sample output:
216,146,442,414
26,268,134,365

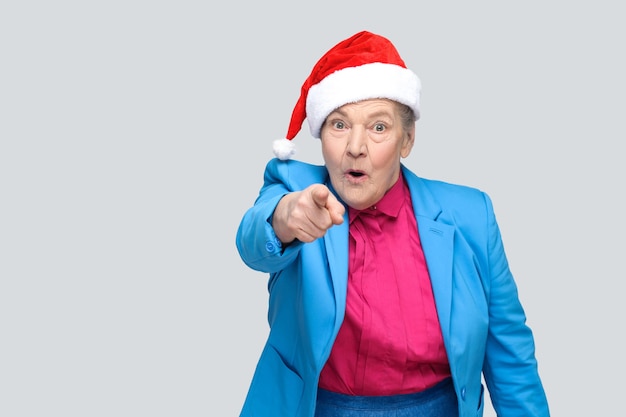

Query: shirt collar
349,171,406,223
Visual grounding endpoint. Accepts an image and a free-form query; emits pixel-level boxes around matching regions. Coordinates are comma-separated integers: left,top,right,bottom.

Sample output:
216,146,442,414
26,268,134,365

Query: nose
346,126,367,157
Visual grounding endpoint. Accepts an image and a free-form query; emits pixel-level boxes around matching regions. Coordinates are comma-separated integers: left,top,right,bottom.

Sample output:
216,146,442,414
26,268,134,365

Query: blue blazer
236,159,549,417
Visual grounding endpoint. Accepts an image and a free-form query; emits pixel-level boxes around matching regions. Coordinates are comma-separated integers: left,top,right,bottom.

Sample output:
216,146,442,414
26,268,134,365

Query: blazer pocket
476,383,485,414
241,344,304,416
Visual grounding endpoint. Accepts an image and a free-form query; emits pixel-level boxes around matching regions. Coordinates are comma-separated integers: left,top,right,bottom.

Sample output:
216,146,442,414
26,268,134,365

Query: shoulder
264,158,328,190
401,165,495,224
403,166,488,203
424,177,487,204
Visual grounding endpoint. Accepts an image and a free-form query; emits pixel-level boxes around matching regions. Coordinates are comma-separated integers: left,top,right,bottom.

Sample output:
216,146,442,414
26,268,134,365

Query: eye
332,120,346,130
373,123,386,132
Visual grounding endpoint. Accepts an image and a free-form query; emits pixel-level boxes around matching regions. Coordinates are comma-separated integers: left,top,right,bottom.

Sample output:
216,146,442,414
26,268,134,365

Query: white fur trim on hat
305,62,421,139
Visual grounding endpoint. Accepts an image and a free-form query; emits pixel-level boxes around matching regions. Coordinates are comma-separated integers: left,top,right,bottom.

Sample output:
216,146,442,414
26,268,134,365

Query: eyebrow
329,108,394,119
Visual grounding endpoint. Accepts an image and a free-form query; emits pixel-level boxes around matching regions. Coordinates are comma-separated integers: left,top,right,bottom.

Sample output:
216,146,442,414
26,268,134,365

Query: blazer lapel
415,216,454,341
323,176,350,335
403,166,455,342
324,210,349,334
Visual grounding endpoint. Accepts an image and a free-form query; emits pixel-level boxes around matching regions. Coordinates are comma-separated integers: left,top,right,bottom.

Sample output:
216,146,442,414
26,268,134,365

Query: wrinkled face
320,99,415,210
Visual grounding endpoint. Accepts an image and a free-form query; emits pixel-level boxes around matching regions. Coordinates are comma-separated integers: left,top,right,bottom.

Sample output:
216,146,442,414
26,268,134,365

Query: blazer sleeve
481,192,550,416
235,159,311,273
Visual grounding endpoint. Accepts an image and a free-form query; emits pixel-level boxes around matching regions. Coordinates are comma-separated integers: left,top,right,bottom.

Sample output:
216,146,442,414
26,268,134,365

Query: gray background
2,1,624,416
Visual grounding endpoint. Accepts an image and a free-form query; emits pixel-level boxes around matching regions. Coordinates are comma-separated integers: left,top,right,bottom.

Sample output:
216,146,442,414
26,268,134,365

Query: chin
343,196,374,211
334,181,376,209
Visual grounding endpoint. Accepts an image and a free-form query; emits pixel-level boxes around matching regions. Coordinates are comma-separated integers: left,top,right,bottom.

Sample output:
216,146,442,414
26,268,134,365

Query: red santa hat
273,31,421,160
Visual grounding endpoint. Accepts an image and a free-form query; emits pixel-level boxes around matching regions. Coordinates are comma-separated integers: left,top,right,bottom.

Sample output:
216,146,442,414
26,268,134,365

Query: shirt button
265,241,275,252
460,387,466,400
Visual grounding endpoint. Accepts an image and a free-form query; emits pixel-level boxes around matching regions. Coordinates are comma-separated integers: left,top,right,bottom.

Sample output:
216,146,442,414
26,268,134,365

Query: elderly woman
236,31,550,417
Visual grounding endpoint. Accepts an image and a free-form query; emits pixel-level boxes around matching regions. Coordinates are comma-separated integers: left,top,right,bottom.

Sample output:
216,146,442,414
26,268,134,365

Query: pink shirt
318,173,451,395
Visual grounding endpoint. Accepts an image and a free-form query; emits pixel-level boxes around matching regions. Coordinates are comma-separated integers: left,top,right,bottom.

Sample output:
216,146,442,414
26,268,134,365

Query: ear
400,125,415,158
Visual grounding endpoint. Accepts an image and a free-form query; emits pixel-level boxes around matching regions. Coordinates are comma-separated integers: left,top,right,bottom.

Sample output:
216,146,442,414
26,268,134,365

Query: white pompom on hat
273,31,421,160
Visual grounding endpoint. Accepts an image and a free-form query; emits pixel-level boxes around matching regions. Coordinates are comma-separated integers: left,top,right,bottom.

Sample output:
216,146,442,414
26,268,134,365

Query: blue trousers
314,377,458,417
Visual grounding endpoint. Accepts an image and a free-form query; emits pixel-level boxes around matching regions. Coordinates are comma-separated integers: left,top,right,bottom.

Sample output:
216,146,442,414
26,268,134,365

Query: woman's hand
272,184,345,244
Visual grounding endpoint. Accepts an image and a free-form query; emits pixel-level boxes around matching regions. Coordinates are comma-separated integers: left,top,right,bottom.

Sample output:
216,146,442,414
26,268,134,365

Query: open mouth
348,170,365,178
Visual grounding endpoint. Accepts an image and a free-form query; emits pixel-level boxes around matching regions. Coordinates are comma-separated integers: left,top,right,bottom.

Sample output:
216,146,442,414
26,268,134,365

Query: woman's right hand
272,184,345,244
